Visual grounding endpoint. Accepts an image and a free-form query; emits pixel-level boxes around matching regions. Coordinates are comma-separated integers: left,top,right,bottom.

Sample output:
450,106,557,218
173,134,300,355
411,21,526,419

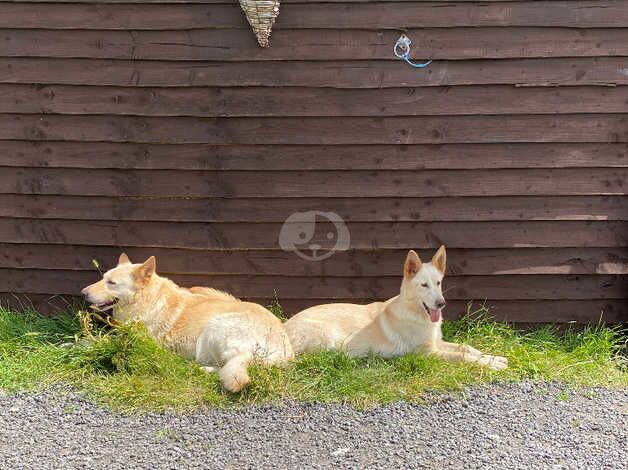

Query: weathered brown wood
3,85,628,117
1,293,621,324
2,114,627,144
0,293,79,316
0,1,573,4
0,3,242,29
5,28,628,61
2,195,626,222
2,58,626,88
1,2,626,29
0,1,626,325
1,244,625,276
0,292,615,327
3,269,626,301
0,219,624,249
2,142,625,170
273,299,627,323
2,168,626,197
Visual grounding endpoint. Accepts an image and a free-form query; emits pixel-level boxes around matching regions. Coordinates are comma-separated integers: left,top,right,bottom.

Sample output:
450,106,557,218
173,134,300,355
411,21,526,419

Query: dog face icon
279,211,350,261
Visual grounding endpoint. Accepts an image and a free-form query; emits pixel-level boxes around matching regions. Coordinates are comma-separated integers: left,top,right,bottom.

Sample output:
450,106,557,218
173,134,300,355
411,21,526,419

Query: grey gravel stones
0,382,625,469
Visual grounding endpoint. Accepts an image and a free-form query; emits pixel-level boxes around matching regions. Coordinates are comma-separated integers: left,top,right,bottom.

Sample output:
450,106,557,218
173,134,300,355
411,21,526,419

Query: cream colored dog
81,254,294,392
284,247,507,370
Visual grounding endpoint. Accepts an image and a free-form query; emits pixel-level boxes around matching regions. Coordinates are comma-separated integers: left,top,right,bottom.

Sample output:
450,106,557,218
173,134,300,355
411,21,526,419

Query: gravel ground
0,383,625,470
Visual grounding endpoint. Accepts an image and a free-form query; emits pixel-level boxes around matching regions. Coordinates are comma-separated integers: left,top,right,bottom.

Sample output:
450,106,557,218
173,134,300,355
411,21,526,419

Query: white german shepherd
284,247,507,370
81,254,294,392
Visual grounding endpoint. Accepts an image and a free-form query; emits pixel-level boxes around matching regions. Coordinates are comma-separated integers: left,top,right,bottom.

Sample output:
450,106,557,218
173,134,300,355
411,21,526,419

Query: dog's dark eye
437,281,441,286
107,280,116,285
421,283,428,287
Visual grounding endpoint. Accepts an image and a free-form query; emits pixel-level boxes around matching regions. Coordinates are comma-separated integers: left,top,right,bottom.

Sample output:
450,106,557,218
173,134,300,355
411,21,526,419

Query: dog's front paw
479,354,508,370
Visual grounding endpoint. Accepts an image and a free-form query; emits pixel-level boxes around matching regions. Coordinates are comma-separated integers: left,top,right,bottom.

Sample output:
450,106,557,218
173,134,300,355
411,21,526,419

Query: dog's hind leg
200,366,217,373
219,352,252,393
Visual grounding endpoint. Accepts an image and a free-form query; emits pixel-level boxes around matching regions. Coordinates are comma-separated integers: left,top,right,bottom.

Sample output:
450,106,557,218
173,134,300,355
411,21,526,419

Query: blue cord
400,52,432,68
394,34,432,69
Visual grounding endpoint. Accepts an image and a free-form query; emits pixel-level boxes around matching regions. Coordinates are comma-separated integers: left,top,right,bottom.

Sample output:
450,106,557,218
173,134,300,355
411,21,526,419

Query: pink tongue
428,308,442,323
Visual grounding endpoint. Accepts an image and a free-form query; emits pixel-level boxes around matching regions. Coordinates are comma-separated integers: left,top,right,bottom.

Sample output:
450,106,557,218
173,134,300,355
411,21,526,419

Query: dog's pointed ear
431,245,446,274
137,256,156,279
404,250,422,279
118,253,131,265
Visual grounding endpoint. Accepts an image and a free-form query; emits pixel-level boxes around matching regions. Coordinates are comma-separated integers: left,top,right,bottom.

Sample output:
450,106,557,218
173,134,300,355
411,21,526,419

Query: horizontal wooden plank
1,114,627,144
2,58,626,88
2,293,621,324
1,2,626,29
0,3,242,30
2,269,625,301
0,1,573,4
4,85,628,117
0,219,624,249
2,195,625,222
5,28,628,61
2,168,626,197
2,142,626,170
2,245,625,276
273,299,627,323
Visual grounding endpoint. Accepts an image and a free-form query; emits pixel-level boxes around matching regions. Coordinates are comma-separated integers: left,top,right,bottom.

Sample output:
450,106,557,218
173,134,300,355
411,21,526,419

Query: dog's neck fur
346,291,442,357
397,277,440,321
379,284,442,352
113,273,184,341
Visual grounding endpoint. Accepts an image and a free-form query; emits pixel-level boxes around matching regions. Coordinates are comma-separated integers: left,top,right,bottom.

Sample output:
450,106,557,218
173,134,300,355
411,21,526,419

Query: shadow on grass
0,304,625,413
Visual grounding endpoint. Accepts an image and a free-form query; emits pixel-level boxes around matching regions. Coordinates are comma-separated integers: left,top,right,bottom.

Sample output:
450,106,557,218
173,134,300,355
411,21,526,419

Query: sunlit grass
0,304,625,413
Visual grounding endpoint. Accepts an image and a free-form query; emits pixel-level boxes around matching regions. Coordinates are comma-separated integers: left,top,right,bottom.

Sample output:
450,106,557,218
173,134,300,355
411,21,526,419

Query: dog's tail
219,352,252,393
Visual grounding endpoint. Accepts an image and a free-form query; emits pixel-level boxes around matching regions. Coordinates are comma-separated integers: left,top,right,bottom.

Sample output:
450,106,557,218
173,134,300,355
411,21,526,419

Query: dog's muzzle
89,299,118,312
422,302,444,323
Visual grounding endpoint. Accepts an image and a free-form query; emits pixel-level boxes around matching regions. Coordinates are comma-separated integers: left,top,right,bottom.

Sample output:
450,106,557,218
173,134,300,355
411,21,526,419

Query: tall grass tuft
0,304,625,413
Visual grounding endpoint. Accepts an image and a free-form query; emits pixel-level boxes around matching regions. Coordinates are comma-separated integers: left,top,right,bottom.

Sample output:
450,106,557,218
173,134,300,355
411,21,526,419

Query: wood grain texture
2,167,626,197
2,195,625,222
1,293,621,324
0,219,624,249
0,1,589,4
3,269,626,300
1,0,625,323
2,58,626,88
3,85,628,117
5,28,628,61
1,2,626,29
1,114,627,144
2,142,625,169
1,244,625,276
273,299,627,323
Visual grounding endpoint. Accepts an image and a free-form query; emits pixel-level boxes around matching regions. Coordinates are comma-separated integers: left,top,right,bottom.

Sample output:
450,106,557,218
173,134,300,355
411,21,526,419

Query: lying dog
284,247,507,370
81,254,294,392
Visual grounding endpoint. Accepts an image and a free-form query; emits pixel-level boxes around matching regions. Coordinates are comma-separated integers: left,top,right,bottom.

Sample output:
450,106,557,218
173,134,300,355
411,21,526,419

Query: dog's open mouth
422,302,442,323
90,299,118,312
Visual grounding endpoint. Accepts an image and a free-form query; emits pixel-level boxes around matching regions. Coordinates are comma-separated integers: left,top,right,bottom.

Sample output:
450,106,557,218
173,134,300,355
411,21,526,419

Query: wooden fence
0,0,626,322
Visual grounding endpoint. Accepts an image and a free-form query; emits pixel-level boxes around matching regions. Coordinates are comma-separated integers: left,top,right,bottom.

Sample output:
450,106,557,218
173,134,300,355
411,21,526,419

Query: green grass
0,304,625,413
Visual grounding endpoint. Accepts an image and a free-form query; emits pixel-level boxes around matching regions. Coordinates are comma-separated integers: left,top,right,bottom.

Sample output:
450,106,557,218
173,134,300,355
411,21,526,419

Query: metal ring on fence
394,34,432,69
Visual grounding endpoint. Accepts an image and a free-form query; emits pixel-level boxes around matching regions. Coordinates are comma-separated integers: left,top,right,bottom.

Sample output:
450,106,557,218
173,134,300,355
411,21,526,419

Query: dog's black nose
436,300,446,309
